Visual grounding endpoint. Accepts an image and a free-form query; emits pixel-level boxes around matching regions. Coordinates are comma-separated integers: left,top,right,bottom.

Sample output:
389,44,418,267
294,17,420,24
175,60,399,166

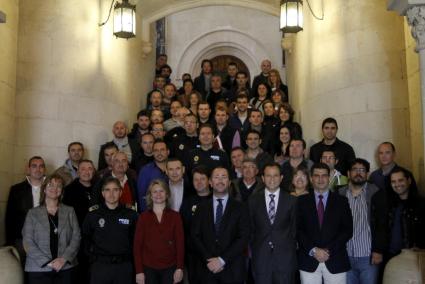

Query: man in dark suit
191,167,250,284
194,59,213,99
5,156,46,262
249,162,297,283
297,163,353,283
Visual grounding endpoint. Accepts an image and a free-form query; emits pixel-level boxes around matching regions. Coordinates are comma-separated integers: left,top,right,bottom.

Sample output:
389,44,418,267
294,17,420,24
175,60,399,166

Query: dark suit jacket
297,191,353,274
191,197,250,283
248,190,297,283
5,180,34,245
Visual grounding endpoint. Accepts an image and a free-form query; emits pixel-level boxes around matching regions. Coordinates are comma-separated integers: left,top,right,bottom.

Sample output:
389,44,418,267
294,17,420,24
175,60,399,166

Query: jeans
347,256,379,284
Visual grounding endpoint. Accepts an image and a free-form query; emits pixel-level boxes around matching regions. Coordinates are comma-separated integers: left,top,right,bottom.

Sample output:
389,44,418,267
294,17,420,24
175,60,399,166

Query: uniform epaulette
89,205,99,212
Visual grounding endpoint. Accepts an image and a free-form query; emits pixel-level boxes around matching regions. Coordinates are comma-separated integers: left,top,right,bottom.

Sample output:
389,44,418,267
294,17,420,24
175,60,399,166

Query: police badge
98,218,105,228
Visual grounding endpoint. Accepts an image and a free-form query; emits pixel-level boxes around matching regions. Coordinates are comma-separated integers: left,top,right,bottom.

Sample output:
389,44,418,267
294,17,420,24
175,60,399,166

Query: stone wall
403,19,424,189
166,6,284,87
287,0,412,170
0,0,19,245
14,0,154,176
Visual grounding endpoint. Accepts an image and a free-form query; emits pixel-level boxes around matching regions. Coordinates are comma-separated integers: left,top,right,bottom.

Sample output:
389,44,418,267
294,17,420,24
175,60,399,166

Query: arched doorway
210,55,250,83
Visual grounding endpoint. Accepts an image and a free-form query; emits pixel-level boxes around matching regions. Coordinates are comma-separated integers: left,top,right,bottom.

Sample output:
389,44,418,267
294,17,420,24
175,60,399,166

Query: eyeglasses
351,168,367,173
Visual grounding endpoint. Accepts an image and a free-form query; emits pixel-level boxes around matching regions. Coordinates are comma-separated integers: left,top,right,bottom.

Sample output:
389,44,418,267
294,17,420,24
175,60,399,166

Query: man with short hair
194,59,213,99
230,147,245,179
55,141,85,186
166,158,192,212
96,151,138,211
185,124,230,177
82,176,138,284
198,101,214,125
207,74,235,110
150,109,164,124
163,83,177,105
321,150,348,191
281,139,314,192
137,140,169,212
180,166,211,284
169,113,199,161
98,121,138,171
97,142,119,179
150,122,166,140
215,107,241,156
163,100,182,132
192,167,250,284
5,156,46,260
309,117,356,175
131,133,155,174
222,62,238,90
155,53,168,75
148,90,170,120
387,169,425,259
252,59,272,93
297,163,353,284
231,157,264,202
229,93,251,136
231,71,251,97
63,159,97,226
245,108,274,153
128,110,151,142
338,159,388,284
245,129,274,174
249,162,297,283
159,64,172,84
369,142,417,199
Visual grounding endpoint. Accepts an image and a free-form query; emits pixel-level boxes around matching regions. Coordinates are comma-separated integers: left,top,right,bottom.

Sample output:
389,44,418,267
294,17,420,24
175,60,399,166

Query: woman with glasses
22,174,80,284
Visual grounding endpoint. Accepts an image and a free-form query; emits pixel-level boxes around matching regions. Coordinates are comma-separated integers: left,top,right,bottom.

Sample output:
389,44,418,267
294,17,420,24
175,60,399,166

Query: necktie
317,194,324,227
215,198,223,233
268,194,276,224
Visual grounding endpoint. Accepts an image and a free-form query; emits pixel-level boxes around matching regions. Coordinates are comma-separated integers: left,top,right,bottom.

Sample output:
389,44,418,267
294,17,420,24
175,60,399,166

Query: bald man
98,121,139,170
252,59,272,92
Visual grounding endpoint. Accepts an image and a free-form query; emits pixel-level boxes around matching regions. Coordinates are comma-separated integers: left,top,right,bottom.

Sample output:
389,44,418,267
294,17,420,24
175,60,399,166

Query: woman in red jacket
134,179,184,284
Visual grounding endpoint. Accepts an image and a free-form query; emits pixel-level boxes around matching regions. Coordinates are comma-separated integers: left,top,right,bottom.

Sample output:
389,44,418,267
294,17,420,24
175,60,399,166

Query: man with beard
222,62,238,90
98,121,138,171
229,93,251,138
338,159,387,284
128,110,151,142
137,140,169,212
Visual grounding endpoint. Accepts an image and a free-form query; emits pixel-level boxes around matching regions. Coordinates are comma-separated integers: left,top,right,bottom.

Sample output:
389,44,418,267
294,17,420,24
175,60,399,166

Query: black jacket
191,197,250,283
297,191,353,274
5,180,34,245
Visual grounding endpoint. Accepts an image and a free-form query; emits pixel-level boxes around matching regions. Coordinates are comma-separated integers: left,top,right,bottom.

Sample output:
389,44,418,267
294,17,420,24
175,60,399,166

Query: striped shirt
346,185,372,257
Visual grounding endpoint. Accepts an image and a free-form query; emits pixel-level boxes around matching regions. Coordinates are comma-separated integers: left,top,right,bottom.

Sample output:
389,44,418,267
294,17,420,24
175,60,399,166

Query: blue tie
215,198,223,233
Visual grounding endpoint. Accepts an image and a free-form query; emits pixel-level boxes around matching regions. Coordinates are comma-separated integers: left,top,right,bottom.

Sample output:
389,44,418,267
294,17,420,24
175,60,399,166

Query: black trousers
90,261,133,284
144,266,176,284
27,267,75,284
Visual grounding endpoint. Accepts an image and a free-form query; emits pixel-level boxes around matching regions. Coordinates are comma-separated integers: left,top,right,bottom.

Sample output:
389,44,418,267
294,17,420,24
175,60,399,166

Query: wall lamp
99,0,136,39
280,0,324,34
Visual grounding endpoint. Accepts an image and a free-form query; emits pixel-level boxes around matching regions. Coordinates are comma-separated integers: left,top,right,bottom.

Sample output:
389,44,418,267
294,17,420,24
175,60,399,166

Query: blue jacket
137,162,168,212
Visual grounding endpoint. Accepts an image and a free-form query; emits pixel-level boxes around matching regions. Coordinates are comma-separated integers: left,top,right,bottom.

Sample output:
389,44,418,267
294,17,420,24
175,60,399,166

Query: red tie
317,195,324,227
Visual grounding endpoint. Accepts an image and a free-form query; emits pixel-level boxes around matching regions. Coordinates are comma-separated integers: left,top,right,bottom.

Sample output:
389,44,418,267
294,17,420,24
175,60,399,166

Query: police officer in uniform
169,113,199,161
82,177,138,284
185,123,230,177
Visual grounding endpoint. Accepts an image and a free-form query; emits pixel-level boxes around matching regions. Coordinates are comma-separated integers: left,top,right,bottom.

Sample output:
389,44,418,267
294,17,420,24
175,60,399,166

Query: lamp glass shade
113,1,136,38
280,0,303,33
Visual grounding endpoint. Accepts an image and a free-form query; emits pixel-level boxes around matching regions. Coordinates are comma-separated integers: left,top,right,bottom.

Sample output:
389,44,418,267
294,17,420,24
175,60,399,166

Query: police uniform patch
194,156,199,162
89,205,99,212
118,218,130,225
210,155,220,160
179,144,184,150
98,218,105,228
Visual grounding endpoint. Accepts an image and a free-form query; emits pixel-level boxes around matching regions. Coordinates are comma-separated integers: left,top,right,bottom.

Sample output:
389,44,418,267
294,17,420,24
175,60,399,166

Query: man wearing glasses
338,159,388,284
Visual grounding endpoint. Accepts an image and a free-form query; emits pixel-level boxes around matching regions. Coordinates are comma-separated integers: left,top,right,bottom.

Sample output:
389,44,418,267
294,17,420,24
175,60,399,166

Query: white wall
166,5,285,87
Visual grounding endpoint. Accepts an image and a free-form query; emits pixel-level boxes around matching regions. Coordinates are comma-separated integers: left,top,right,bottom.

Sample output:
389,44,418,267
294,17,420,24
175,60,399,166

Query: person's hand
173,269,183,283
371,252,383,265
136,273,145,284
49,257,66,272
313,248,329,263
207,257,224,273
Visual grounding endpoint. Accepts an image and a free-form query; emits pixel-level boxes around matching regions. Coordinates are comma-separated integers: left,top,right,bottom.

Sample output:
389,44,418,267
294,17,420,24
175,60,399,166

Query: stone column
406,5,425,166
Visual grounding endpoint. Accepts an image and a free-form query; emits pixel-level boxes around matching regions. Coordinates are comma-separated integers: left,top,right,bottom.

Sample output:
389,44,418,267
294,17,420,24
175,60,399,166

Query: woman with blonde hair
134,179,184,284
22,174,80,284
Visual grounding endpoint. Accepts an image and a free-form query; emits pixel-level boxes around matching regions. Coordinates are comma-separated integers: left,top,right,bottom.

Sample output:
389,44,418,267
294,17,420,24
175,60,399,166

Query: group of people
5,55,425,284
